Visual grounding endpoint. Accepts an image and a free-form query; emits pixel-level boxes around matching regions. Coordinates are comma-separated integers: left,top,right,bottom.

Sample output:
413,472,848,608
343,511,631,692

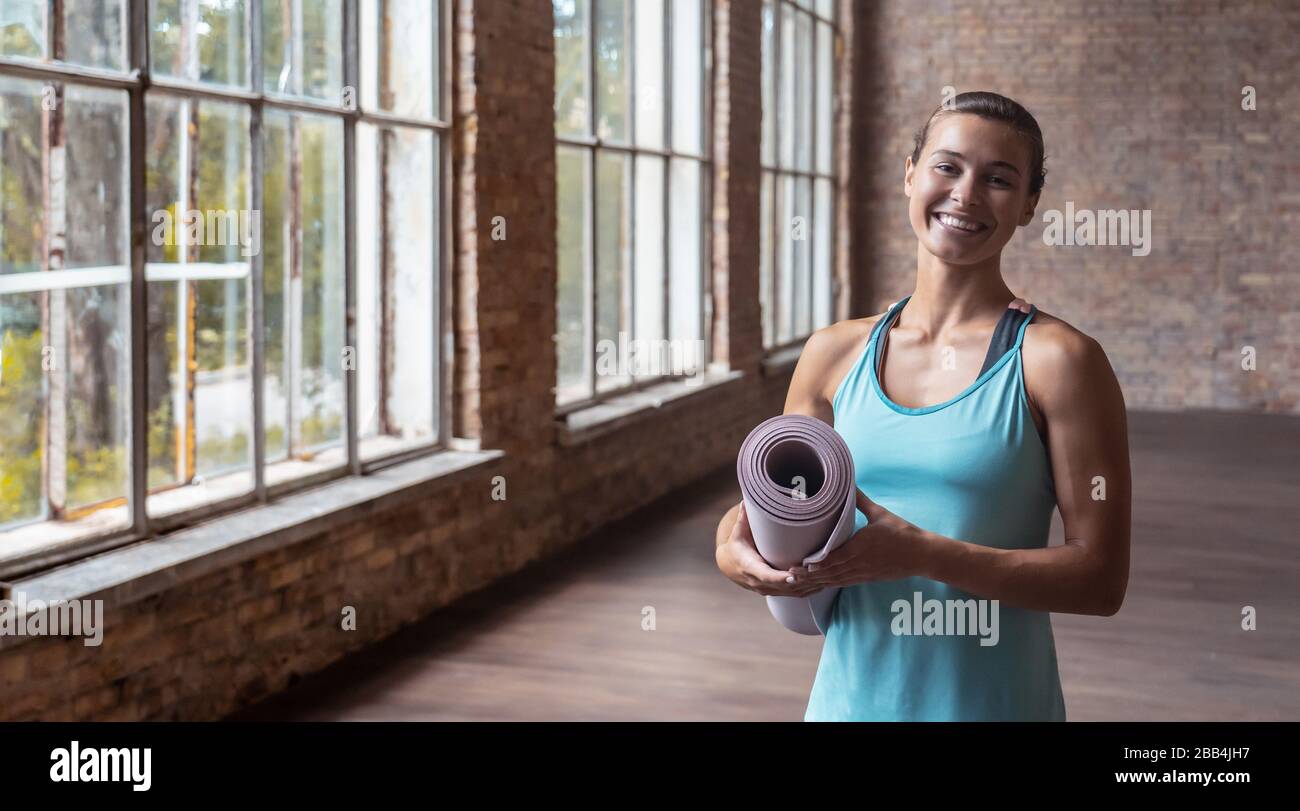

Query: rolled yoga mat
735,414,859,636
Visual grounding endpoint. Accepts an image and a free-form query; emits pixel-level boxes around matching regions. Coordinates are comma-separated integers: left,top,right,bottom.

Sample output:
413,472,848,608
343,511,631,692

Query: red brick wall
852,0,1299,412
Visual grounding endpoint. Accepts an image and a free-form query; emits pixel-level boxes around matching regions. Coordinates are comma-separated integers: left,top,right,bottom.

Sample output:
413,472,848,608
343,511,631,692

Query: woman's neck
903,248,1018,339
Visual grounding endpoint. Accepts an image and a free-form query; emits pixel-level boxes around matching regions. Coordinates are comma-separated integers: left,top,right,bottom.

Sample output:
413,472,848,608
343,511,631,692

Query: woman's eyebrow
931,149,1023,175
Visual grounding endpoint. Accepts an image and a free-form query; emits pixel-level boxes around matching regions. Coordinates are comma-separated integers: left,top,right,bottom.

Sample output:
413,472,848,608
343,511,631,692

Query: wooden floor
234,409,1300,721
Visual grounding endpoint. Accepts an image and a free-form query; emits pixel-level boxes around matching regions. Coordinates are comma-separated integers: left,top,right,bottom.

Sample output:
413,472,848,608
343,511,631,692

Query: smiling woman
716,91,1133,722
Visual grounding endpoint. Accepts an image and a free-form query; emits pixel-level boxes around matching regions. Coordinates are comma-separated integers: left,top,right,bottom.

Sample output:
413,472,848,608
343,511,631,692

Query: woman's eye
935,163,957,173
988,176,1010,187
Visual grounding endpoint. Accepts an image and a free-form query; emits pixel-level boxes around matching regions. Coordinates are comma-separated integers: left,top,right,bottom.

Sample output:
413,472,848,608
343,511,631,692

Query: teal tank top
805,295,1067,721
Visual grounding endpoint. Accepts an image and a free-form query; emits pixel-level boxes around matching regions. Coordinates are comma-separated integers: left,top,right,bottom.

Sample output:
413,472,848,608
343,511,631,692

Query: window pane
360,0,438,120
0,76,44,275
554,0,589,137
357,124,437,459
775,173,793,344
0,291,46,526
760,0,774,166
150,0,250,88
777,4,794,168
759,171,773,347
668,158,702,351
64,0,127,71
817,0,834,20
263,110,346,485
595,149,629,393
633,153,664,348
264,0,344,102
145,95,253,515
556,146,591,405
0,79,131,542
794,175,812,337
671,0,702,155
67,85,130,271
814,177,833,329
65,85,131,510
816,21,833,175
633,0,664,149
0,0,44,59
594,0,629,142
794,10,813,172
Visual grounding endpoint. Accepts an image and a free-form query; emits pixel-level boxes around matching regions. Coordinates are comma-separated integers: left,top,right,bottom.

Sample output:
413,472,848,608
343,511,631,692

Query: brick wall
853,0,1299,413
0,0,800,721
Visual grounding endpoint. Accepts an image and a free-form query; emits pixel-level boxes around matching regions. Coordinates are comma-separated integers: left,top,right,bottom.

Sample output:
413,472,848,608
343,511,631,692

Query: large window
553,0,712,410
0,0,449,575
760,0,838,349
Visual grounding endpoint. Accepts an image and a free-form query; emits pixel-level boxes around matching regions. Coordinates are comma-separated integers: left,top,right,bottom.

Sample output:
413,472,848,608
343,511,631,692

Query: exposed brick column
711,0,763,373
453,0,557,454
837,0,864,320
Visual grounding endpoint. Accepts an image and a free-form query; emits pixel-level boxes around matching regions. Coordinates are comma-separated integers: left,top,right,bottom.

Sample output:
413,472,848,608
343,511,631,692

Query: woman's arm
928,326,1131,615
798,322,1132,617
714,323,868,595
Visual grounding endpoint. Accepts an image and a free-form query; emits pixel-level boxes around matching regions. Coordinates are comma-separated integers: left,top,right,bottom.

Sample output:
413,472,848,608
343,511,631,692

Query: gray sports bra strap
978,306,1033,377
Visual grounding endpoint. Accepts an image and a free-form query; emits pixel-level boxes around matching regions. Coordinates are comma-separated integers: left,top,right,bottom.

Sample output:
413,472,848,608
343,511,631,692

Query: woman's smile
931,210,991,238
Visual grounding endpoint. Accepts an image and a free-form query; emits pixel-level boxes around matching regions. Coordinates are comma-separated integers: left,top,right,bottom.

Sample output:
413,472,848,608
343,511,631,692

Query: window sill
761,344,804,377
0,446,503,652
557,367,745,446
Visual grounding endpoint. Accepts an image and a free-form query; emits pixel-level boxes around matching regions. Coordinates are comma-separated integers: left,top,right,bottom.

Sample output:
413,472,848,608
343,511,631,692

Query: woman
715,92,1131,721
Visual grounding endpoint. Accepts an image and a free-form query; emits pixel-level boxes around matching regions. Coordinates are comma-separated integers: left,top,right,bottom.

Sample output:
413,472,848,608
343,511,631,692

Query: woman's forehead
926,113,1030,165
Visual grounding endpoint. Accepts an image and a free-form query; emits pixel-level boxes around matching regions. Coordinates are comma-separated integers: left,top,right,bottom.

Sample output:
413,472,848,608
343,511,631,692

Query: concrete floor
234,409,1300,721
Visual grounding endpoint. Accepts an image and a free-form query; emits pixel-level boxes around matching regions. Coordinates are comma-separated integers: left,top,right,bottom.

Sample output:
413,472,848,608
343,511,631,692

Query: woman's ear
903,155,915,197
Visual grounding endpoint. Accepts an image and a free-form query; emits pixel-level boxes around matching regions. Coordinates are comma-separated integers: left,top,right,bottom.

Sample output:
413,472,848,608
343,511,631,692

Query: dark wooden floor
233,409,1300,721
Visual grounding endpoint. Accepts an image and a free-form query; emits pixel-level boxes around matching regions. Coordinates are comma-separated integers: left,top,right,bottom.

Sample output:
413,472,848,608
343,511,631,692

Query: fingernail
786,576,795,584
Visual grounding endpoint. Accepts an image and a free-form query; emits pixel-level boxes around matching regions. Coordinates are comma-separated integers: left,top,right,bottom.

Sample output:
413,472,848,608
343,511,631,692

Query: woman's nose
950,172,981,206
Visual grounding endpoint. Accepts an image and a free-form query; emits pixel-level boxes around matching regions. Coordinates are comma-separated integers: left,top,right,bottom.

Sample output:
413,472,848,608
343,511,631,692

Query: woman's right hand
716,502,828,598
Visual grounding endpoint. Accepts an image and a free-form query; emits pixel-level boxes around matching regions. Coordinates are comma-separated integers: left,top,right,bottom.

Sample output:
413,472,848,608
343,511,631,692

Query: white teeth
936,213,984,232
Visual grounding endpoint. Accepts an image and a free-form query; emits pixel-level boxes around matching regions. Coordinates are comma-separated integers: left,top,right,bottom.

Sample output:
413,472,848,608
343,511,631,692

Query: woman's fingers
732,500,833,596
730,501,756,546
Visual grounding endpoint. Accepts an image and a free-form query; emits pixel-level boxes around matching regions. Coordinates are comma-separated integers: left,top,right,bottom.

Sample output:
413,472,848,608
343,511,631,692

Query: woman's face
904,113,1040,265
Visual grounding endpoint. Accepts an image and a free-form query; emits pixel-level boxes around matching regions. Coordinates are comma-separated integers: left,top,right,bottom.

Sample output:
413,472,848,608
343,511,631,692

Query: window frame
760,0,840,354
0,0,453,579
553,0,715,416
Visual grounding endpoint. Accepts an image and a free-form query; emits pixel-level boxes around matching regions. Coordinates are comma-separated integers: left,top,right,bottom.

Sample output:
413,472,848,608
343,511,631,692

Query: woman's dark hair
910,91,1047,195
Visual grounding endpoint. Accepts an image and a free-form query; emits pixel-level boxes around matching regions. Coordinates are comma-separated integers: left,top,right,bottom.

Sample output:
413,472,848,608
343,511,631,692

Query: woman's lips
931,212,990,237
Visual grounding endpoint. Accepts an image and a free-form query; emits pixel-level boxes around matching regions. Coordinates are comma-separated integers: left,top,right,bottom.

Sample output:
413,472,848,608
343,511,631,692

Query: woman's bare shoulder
804,311,889,364
793,311,892,406
1022,307,1119,410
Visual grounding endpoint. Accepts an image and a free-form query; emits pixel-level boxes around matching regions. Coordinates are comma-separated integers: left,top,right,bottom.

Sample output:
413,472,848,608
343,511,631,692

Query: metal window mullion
250,0,267,500
807,11,816,336
832,12,842,319
437,0,451,446
627,0,637,360
661,0,671,350
699,0,710,369
768,2,781,347
586,0,597,398
127,0,149,538
0,56,140,89
42,0,67,521
344,0,359,473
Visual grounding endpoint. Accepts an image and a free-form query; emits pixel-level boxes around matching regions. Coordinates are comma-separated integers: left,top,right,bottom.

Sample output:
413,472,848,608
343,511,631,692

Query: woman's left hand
790,490,930,587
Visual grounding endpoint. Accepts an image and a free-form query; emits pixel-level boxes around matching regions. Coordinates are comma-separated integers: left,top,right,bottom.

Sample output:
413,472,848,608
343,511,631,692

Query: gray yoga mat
735,414,859,635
